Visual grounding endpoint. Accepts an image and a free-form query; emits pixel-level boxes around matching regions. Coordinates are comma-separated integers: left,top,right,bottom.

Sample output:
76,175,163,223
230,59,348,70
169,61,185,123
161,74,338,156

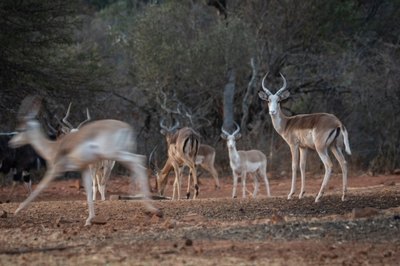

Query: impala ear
258,91,269,101
279,90,290,101
160,129,167,135
220,133,227,140
235,133,242,140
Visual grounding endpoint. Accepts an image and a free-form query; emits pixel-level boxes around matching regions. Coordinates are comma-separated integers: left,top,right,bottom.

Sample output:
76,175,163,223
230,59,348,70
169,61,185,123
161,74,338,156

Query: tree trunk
241,57,258,133
222,68,236,132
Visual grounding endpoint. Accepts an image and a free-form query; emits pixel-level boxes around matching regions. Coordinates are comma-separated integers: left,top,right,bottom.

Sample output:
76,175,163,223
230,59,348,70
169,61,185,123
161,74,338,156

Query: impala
221,123,271,198
9,96,157,225
157,119,200,200
155,144,220,191
89,160,116,200
59,103,115,201
258,72,351,202
194,144,220,189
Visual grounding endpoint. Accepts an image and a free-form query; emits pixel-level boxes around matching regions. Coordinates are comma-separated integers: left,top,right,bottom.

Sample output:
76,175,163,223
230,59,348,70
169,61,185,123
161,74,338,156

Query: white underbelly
245,161,261,173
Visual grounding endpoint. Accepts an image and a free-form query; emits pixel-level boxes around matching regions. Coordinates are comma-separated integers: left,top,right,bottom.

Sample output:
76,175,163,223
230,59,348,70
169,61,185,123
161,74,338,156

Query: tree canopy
1,0,399,174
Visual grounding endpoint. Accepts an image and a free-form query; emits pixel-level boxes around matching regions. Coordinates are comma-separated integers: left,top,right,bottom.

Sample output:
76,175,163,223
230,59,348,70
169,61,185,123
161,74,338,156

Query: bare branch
241,57,258,132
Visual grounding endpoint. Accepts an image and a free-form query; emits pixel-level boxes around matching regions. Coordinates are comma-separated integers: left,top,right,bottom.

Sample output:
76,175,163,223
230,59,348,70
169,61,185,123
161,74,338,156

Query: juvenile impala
221,123,271,199
157,120,200,200
194,144,220,189
59,103,115,201
9,96,157,225
258,72,351,202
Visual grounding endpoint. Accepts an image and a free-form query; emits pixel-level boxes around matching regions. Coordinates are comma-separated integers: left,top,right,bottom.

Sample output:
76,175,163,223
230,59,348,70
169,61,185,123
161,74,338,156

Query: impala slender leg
232,172,239,198
98,166,106,200
242,172,247,198
15,167,60,214
89,165,97,201
172,164,180,200
21,171,32,195
100,160,114,201
186,167,191,199
288,146,299,199
117,152,158,213
132,154,159,212
99,183,106,201
331,145,348,201
82,168,95,226
204,164,220,189
261,165,271,197
252,173,259,198
211,167,220,189
24,179,32,195
299,148,308,199
315,148,333,202
92,183,97,201
190,163,199,200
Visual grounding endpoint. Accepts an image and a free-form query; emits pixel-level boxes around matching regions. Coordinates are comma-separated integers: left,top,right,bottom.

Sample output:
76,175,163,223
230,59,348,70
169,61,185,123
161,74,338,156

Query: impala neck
28,123,58,162
269,104,288,135
227,141,241,167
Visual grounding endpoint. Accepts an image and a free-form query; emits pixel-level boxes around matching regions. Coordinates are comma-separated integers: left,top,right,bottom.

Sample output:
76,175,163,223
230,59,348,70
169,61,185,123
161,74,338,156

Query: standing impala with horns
258,72,351,202
221,122,271,199
157,119,200,200
59,103,116,201
9,96,158,225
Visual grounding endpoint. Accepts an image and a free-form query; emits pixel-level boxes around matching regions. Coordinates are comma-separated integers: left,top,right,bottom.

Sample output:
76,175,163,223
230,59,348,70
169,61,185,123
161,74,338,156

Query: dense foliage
1,0,399,174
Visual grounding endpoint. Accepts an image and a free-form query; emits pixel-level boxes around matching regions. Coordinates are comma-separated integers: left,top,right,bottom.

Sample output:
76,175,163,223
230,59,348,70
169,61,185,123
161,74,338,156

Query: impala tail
341,126,351,155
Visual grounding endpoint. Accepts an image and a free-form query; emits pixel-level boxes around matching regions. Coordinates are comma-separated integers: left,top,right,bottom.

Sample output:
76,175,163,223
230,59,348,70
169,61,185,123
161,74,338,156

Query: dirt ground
0,171,399,265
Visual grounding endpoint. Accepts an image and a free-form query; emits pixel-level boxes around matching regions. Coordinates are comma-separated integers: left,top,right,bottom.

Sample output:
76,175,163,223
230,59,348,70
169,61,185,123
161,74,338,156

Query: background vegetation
1,0,399,177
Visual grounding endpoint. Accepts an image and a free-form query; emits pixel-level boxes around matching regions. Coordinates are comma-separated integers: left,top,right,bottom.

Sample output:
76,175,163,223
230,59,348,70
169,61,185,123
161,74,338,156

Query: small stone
185,239,193,246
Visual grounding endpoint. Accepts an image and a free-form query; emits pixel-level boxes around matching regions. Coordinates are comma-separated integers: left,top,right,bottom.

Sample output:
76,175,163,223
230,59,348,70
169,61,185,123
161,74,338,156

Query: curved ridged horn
76,108,91,129
221,121,240,137
261,72,272,96
275,72,288,96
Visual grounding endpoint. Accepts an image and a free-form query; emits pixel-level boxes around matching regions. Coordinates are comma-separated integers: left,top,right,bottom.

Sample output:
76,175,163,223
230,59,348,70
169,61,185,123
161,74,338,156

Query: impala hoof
299,191,305,199
315,194,322,203
316,190,325,202
14,207,22,215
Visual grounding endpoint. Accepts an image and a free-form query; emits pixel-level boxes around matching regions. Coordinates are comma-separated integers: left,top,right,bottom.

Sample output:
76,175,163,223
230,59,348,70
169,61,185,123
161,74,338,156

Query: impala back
54,120,134,170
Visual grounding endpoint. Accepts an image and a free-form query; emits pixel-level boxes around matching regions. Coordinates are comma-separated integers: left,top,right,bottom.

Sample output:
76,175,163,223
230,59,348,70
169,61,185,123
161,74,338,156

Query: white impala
9,96,157,225
258,72,351,202
221,123,271,199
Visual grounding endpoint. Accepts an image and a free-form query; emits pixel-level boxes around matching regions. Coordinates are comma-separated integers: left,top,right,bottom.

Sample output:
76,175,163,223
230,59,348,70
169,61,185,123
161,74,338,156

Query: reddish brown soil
0,172,400,265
